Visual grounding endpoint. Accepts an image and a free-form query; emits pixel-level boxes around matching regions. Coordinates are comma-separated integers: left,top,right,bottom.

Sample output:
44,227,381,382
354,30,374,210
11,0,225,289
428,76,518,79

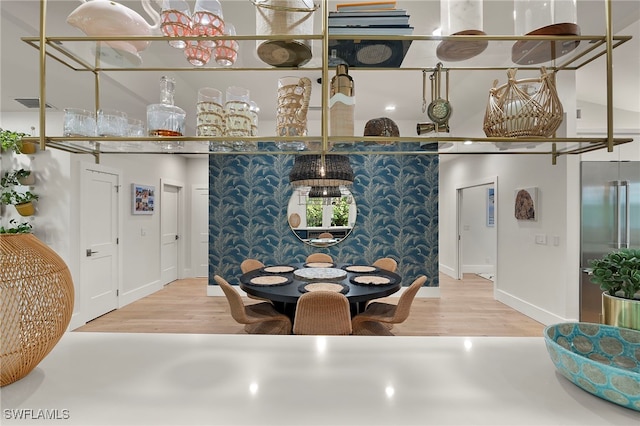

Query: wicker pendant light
309,186,342,198
289,154,354,187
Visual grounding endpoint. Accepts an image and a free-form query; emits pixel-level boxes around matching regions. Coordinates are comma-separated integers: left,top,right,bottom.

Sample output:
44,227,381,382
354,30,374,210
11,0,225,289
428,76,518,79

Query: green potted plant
0,219,33,234
589,248,640,330
1,169,34,186
0,189,39,216
0,128,35,154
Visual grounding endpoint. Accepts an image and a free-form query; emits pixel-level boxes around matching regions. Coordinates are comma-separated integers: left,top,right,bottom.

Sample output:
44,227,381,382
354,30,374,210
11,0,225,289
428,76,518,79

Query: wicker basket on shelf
483,67,563,138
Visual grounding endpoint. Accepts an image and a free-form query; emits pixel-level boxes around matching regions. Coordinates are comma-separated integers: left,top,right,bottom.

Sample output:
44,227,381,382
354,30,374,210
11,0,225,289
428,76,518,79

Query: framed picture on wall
132,184,155,215
514,187,537,221
487,187,495,227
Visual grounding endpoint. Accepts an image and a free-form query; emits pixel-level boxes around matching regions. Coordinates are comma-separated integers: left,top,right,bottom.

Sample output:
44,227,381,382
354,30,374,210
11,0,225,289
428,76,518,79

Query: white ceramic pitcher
66,0,161,66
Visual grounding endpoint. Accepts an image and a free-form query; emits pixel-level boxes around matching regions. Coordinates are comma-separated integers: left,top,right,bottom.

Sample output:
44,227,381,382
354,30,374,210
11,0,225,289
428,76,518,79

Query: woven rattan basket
483,67,563,138
1,234,74,386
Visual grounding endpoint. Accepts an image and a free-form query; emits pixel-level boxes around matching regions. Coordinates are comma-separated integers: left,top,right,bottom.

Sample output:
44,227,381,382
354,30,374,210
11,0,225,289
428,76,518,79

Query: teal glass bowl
544,322,640,411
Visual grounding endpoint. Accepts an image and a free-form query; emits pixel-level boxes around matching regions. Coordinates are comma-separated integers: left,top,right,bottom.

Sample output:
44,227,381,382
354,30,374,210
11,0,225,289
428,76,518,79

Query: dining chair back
318,232,334,239
293,291,352,335
306,253,333,263
240,258,265,273
214,275,291,334
239,258,274,304
352,275,427,335
372,257,398,272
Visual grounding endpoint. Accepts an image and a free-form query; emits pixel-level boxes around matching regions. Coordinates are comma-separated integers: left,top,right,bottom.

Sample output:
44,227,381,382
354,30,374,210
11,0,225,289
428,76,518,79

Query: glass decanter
147,76,186,137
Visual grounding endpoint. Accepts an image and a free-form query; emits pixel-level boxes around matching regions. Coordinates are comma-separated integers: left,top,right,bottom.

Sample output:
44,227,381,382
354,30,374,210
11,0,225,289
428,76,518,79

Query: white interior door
192,185,209,277
80,165,120,321
161,183,180,284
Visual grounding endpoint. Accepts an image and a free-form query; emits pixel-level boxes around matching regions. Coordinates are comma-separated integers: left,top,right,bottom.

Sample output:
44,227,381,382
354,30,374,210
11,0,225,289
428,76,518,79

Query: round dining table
239,262,402,318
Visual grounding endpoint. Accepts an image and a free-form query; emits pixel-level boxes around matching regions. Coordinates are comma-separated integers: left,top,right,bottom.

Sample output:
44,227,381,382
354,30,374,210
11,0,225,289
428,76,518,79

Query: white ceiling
1,0,638,146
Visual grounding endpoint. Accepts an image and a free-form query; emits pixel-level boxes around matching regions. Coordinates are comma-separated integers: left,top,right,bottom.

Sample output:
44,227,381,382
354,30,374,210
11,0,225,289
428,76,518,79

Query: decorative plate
343,265,378,274
299,282,349,294
304,262,335,268
288,213,301,228
544,322,640,412
294,267,347,281
262,265,295,274
350,275,393,286
249,275,291,286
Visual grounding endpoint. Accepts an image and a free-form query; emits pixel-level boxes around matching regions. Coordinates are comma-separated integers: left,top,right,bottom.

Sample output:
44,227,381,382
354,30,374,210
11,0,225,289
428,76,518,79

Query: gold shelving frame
24,0,633,163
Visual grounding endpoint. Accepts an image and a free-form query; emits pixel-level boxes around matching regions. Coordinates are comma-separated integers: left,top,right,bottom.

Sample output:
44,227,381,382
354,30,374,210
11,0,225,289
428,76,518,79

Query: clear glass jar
191,0,224,48
147,76,186,139
514,0,578,35
440,0,483,35
160,0,192,49
215,22,239,67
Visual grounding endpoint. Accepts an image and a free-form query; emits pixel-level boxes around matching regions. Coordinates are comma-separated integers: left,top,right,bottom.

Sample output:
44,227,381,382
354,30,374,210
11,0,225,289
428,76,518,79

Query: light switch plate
535,234,547,245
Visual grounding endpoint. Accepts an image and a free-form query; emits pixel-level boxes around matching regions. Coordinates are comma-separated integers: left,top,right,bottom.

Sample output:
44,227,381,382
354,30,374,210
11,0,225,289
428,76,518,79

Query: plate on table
350,275,394,286
249,275,291,286
262,265,295,274
304,262,335,268
298,282,349,294
294,267,347,281
343,265,378,274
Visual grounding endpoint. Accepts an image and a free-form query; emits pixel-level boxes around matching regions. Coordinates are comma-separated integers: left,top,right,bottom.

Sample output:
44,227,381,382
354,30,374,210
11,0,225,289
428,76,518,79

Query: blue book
329,15,410,26
328,26,414,36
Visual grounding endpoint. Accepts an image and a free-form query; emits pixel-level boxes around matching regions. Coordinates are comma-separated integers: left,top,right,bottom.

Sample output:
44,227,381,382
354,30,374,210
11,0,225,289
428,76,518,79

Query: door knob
86,249,98,257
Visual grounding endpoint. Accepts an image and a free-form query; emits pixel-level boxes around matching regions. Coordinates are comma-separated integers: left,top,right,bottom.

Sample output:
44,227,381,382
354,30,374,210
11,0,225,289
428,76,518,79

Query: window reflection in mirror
287,187,357,247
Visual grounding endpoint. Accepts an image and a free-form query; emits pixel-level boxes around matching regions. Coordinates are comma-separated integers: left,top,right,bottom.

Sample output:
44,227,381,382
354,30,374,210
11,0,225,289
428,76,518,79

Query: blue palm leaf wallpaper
209,151,439,288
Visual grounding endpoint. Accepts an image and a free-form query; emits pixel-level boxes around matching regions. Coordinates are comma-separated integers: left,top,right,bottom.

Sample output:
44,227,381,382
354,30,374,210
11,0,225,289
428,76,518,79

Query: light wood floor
75,274,544,337
75,273,545,336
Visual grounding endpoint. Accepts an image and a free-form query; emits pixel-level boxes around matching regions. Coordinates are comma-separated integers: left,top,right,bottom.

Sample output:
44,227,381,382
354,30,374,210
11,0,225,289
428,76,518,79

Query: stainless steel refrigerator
580,161,640,322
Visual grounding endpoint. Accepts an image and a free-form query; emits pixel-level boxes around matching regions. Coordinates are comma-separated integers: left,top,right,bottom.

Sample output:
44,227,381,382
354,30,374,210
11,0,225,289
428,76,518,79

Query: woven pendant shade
289,154,354,187
309,186,342,198
1,234,74,386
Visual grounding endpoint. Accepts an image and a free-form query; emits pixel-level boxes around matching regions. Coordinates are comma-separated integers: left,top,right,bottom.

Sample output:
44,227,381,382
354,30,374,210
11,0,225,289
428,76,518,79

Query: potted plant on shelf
589,248,640,331
0,189,39,216
0,128,36,154
0,219,33,234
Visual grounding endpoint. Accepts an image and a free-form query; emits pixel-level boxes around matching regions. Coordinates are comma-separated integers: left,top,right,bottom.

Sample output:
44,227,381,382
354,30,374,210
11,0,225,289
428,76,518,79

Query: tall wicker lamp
1,234,74,386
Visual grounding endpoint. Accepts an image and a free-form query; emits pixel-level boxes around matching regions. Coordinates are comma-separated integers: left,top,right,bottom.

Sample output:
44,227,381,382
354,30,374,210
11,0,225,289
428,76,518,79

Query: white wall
440,154,570,325
1,112,209,328
440,136,640,325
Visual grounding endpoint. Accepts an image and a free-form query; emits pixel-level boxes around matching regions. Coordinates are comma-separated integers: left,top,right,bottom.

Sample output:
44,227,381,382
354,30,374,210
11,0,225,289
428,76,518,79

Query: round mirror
287,186,357,247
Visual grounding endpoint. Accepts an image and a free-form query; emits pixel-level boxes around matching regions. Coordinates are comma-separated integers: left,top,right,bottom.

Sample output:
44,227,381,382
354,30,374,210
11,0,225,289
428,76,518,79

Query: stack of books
327,1,413,67
328,1,413,36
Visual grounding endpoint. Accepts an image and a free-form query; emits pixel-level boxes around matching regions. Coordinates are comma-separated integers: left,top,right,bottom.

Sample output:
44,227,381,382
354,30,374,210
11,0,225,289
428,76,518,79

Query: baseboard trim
120,280,162,307
495,288,571,326
68,312,85,331
439,264,455,279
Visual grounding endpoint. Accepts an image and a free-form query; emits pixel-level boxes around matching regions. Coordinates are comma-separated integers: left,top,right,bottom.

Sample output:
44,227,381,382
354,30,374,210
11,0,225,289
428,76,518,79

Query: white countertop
1,333,637,425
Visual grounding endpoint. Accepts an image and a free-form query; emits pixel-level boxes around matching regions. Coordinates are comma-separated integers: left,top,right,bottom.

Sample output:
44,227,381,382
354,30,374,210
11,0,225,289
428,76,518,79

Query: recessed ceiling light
464,140,473,145
385,105,396,111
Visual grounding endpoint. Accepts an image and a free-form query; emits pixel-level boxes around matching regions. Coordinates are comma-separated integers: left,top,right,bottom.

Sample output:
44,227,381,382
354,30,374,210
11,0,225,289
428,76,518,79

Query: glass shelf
22,0,634,161
22,33,631,73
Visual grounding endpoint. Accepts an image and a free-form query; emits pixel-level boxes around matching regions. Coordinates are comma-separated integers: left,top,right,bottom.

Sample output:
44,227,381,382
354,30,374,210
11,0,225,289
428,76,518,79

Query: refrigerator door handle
611,180,629,249
612,180,622,249
621,180,630,249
